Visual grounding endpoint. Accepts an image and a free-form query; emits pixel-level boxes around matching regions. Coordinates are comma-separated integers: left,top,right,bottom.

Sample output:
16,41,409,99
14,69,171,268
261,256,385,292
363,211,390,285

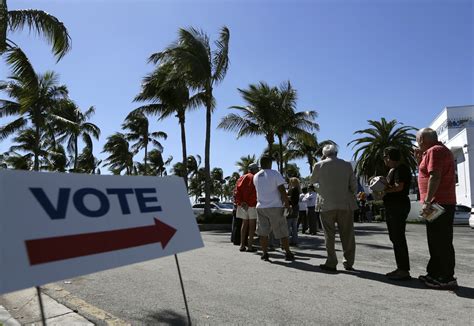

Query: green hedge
196,212,233,224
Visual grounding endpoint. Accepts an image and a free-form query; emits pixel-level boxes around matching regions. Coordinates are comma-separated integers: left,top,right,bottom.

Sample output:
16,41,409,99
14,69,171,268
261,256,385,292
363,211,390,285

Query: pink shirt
418,142,456,205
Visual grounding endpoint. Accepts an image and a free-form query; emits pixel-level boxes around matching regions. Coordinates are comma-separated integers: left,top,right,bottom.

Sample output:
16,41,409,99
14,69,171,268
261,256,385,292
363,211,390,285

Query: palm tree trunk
0,0,7,53
204,96,212,216
266,134,274,163
34,124,40,171
308,153,314,173
144,143,148,176
278,135,284,174
179,113,188,189
73,136,78,172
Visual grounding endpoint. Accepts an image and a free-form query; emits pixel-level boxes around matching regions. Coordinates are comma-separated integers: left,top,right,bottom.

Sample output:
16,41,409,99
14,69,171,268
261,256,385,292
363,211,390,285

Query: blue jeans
287,218,298,244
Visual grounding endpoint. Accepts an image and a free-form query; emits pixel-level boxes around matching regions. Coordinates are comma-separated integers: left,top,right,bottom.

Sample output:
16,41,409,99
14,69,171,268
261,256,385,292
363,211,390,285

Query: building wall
430,105,474,207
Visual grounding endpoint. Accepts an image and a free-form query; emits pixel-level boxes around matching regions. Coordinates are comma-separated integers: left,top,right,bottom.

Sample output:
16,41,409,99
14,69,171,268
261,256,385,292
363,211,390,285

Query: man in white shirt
253,156,295,262
309,145,357,272
305,185,318,234
298,187,308,233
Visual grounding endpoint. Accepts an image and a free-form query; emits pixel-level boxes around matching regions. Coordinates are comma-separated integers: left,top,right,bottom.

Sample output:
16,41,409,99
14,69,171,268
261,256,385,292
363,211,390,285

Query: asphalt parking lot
1,223,473,325
11,222,468,325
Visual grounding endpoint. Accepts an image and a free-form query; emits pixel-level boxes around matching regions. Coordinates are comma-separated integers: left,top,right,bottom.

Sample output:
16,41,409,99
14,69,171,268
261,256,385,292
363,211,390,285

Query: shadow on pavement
143,309,188,325
356,242,393,250
453,286,474,299
343,269,427,290
271,259,320,272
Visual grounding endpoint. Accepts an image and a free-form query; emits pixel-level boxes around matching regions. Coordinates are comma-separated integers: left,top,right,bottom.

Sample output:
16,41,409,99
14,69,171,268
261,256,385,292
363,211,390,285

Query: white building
430,105,474,208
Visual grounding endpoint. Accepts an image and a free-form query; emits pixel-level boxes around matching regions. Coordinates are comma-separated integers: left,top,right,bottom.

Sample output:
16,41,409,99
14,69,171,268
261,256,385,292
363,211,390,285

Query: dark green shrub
196,212,233,224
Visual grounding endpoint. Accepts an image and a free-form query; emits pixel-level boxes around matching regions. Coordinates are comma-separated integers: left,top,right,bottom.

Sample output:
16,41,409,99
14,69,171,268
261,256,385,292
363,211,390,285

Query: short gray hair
417,128,438,142
322,144,338,157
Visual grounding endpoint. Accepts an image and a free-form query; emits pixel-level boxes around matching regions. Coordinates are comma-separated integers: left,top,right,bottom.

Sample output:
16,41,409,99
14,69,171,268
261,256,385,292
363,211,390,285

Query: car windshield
216,203,233,209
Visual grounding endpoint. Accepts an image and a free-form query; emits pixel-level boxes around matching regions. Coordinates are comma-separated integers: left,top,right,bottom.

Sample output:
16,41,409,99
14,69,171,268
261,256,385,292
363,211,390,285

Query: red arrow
25,218,177,265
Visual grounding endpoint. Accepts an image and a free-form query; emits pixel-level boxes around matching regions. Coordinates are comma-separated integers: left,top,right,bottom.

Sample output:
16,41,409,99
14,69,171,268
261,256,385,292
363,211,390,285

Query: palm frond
8,9,71,60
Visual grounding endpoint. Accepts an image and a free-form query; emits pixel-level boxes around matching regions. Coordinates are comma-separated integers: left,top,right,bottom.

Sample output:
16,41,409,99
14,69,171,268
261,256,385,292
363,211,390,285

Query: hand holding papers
420,203,445,222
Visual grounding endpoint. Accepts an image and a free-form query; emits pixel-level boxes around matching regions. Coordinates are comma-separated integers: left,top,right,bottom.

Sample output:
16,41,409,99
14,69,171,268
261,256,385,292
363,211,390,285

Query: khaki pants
321,209,356,268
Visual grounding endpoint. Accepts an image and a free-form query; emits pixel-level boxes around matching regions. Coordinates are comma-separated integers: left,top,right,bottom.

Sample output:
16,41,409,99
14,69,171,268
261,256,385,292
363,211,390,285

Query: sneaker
285,252,295,261
343,262,355,271
261,252,270,261
239,246,246,252
387,270,411,281
319,264,337,272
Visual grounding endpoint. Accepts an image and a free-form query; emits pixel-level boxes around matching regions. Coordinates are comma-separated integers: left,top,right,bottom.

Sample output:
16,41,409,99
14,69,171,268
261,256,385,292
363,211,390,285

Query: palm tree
54,101,100,172
122,111,167,175
44,142,67,172
8,128,45,168
0,0,71,59
0,63,68,171
102,133,134,175
348,118,417,178
262,143,288,173
273,81,319,174
211,167,224,198
150,26,230,215
147,149,172,176
219,82,279,158
76,145,101,174
286,163,300,178
135,61,192,186
286,133,337,173
0,150,30,169
235,154,256,174
224,171,240,200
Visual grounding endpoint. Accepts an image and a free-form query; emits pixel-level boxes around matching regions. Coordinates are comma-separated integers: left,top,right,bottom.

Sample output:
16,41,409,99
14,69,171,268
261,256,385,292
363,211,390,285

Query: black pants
426,205,455,280
298,210,308,233
231,212,242,245
385,199,410,271
308,206,318,234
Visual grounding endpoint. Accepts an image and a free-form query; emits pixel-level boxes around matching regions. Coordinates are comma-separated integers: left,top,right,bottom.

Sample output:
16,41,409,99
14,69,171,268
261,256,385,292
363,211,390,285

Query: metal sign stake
174,254,191,325
36,286,47,325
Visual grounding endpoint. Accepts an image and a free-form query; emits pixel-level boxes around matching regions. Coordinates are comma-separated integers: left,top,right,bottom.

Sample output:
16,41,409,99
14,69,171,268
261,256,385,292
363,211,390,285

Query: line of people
232,127,458,291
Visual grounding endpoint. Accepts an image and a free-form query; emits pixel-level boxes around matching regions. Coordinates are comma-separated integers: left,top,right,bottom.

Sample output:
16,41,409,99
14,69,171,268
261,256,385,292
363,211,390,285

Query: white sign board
0,170,204,294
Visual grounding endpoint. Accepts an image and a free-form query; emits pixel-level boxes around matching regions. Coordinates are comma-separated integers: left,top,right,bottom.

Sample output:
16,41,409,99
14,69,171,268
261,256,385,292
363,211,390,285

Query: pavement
1,222,473,325
0,287,94,325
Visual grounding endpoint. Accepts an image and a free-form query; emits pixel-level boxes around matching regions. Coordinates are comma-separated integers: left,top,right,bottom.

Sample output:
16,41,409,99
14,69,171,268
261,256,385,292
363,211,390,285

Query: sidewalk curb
0,304,21,326
0,287,94,325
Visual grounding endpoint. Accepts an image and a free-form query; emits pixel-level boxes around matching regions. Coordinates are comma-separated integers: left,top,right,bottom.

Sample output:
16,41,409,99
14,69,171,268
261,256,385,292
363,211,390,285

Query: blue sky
1,0,472,177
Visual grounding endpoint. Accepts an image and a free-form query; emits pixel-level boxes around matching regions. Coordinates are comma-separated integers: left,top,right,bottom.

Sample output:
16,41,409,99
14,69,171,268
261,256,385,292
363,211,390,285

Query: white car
453,205,471,225
192,202,233,216
408,201,471,225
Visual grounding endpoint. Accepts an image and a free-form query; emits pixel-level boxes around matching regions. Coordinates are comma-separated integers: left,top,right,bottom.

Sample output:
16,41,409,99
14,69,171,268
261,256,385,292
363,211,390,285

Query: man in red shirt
234,163,259,252
415,128,457,290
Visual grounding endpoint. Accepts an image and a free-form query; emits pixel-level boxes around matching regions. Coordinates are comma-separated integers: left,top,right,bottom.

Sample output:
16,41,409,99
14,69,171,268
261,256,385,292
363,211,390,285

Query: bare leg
240,219,248,250
281,237,291,254
248,219,256,248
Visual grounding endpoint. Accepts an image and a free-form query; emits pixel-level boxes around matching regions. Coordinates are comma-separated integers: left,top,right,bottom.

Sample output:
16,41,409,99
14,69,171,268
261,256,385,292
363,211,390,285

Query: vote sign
0,170,203,294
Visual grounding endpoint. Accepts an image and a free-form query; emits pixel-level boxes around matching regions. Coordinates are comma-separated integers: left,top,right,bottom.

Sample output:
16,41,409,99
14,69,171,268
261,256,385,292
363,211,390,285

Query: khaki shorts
256,207,289,239
236,206,258,220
